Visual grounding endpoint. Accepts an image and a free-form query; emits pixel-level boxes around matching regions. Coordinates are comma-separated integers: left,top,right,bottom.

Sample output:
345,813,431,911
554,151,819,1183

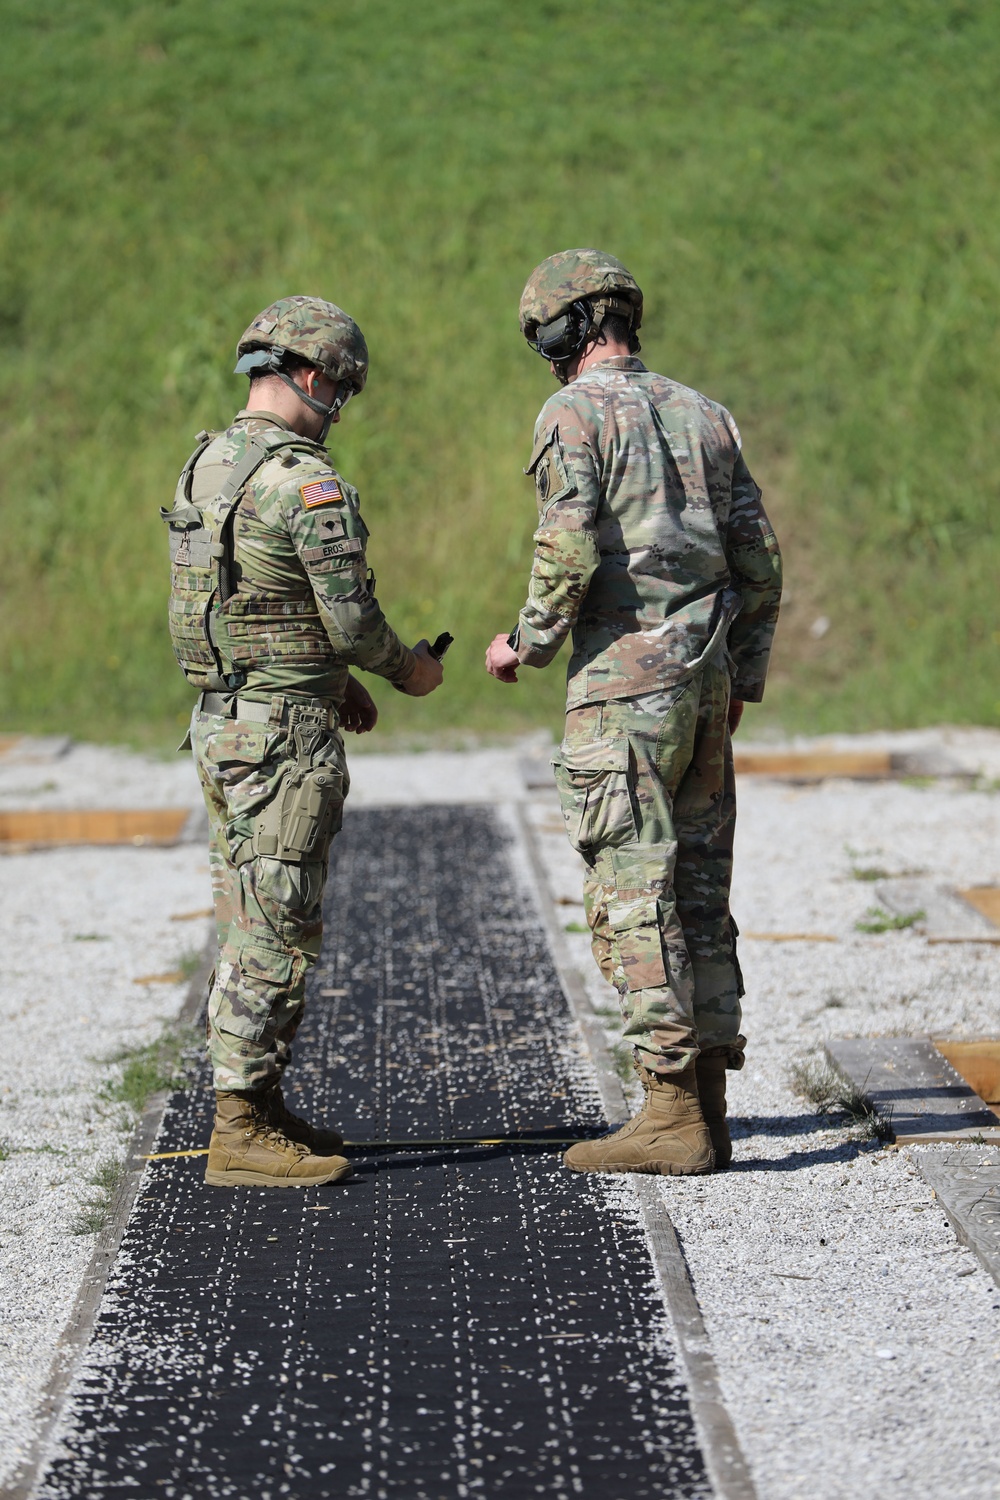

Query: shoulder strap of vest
217,430,323,510
160,429,215,527
214,432,322,603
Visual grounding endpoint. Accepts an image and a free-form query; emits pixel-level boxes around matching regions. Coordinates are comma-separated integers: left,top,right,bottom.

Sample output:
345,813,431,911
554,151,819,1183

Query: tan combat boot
205,1091,352,1188
563,1061,714,1176
695,1047,733,1169
263,1080,344,1155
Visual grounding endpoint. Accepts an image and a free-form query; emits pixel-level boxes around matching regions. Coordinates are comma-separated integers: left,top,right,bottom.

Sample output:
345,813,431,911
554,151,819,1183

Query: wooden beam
734,749,892,780
0,809,190,847
957,887,1000,927
935,1040,1000,1107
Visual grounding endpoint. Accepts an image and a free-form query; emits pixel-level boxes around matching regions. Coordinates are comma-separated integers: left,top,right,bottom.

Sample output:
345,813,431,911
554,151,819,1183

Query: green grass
99,1022,201,1117
1,0,998,747
855,906,925,933
71,1157,127,1236
790,1056,894,1141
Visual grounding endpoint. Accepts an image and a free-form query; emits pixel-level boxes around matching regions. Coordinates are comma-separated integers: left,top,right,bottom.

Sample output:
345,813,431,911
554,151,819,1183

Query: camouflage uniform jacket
514,357,782,706
166,411,414,703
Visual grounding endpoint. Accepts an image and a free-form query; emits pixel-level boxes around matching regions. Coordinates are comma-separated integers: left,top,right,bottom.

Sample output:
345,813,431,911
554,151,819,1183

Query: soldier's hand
485,633,520,684
399,640,445,697
728,699,745,735
340,673,378,733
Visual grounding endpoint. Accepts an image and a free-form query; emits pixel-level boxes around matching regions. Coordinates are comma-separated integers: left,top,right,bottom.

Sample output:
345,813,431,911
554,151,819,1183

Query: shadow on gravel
733,1111,866,1138
727,1143,874,1172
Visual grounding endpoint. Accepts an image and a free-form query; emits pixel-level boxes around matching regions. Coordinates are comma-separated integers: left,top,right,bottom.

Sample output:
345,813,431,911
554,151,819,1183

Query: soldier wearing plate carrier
163,296,443,1188
486,250,782,1175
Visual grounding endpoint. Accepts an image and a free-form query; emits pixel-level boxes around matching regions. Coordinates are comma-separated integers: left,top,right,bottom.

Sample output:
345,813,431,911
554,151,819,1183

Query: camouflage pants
552,660,744,1076
191,703,348,1092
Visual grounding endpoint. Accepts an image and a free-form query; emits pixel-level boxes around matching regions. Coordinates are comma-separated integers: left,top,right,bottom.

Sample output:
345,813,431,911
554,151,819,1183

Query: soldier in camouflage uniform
163,296,443,1188
486,250,782,1175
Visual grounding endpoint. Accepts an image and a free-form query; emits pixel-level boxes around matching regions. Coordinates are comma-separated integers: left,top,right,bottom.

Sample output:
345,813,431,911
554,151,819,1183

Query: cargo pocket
202,723,272,769
551,737,636,855
607,897,668,992
217,938,297,1042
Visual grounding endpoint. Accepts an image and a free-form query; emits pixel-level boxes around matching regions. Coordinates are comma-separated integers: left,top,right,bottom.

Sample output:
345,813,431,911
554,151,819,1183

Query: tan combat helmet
519,249,643,377
235,295,369,435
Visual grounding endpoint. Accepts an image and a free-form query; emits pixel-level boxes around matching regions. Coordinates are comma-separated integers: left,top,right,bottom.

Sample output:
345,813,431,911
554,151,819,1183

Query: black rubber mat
42,806,708,1499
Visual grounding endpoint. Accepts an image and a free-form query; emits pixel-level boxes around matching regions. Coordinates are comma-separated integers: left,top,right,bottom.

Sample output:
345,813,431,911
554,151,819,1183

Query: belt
198,691,334,729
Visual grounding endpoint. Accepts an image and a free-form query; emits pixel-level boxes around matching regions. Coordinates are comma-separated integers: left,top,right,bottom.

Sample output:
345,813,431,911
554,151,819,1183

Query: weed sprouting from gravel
176,948,203,980
790,1057,894,1141
100,1022,201,1119
855,906,925,934
0,1140,9,1161
70,1157,126,1236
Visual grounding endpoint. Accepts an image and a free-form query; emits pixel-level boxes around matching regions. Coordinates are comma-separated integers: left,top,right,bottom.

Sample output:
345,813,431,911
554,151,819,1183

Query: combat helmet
235,295,369,436
519,249,643,377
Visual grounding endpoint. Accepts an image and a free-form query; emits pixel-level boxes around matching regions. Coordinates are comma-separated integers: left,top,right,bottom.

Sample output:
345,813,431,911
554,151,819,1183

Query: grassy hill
1,0,997,748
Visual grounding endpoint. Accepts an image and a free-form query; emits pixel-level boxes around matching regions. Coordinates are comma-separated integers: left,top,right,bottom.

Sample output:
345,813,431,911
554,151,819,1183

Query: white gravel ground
531,740,1000,1500
0,742,209,1488
2,727,999,1498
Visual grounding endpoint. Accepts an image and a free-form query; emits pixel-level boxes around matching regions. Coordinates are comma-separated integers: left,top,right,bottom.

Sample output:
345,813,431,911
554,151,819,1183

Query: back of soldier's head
519,249,643,372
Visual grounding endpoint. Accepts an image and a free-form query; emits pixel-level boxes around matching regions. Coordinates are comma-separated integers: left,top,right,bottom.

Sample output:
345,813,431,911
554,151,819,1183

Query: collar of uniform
232,409,296,431
575,356,648,378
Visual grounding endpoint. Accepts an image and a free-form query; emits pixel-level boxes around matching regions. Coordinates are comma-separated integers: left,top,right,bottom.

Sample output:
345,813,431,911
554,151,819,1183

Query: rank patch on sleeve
300,476,343,509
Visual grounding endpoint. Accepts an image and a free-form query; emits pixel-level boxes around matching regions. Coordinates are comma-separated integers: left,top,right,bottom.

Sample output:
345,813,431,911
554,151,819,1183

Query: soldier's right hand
399,639,445,697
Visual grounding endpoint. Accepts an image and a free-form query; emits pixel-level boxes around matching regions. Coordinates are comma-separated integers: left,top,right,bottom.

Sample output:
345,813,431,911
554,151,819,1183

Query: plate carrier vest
161,429,337,692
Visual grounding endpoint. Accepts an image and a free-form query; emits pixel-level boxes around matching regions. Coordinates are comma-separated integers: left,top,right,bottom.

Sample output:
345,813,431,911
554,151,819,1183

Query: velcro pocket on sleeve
524,425,574,510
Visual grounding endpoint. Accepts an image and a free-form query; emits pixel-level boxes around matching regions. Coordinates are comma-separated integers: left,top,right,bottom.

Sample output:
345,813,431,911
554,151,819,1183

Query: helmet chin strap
275,370,343,442
234,347,345,441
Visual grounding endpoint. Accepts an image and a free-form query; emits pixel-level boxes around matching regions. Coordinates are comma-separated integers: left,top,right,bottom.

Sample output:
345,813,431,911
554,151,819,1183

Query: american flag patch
299,476,343,509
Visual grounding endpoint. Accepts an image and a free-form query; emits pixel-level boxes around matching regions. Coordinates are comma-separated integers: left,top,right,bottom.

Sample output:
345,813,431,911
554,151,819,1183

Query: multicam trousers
191,701,348,1092
552,659,745,1076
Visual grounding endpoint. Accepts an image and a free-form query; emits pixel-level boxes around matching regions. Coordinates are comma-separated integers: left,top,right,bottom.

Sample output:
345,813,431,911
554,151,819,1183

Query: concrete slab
0,736,72,765
825,1036,1000,1144
914,1150,1000,1288
874,878,998,940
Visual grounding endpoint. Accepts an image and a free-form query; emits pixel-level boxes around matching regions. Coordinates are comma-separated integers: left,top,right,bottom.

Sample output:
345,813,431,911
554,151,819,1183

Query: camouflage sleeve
278,468,415,684
724,455,782,702
514,396,602,667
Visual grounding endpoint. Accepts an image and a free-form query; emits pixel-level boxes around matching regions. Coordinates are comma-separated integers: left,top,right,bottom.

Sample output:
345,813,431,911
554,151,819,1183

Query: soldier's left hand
485,634,520,683
340,673,379,733
728,699,744,735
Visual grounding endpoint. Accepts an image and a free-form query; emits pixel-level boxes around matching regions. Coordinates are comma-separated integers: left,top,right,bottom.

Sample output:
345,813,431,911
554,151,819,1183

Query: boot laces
246,1112,307,1155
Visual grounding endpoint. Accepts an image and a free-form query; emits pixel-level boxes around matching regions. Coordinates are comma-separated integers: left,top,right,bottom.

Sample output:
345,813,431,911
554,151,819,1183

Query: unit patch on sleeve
300,476,344,509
